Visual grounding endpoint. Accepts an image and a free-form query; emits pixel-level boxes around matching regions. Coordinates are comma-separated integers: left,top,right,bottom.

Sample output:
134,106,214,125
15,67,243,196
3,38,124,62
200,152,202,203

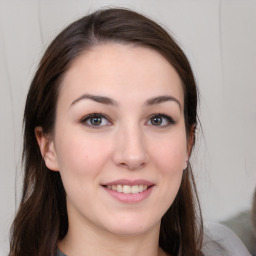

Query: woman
8,8,249,256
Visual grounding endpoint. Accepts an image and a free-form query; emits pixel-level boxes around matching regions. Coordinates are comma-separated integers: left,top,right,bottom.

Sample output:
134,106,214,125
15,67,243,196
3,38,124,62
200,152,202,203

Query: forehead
58,43,184,108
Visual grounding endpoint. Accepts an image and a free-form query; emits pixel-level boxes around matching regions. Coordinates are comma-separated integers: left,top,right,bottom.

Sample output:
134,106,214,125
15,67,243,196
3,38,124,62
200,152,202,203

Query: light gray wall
1,0,256,254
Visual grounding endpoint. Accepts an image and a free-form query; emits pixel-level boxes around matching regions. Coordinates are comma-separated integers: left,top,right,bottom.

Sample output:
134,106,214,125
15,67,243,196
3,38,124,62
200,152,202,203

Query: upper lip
102,179,154,186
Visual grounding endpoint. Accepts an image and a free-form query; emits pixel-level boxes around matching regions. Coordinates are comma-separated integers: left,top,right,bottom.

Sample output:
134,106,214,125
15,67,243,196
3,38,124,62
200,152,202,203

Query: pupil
152,116,162,125
91,117,101,125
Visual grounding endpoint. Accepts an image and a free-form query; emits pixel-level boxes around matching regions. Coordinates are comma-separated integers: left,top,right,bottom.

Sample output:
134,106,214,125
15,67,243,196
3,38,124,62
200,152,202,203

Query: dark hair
9,8,202,256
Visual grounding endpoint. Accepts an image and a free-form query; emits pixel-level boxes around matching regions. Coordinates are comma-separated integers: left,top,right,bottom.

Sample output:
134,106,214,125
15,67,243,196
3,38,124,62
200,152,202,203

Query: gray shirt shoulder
202,222,252,256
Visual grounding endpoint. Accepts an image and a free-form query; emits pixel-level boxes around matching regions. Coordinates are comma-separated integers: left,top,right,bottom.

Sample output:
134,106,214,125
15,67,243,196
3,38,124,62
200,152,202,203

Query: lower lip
102,186,154,203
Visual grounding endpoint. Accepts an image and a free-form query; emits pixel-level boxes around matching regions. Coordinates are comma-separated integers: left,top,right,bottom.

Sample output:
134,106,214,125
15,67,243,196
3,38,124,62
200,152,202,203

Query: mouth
104,184,150,194
102,179,154,202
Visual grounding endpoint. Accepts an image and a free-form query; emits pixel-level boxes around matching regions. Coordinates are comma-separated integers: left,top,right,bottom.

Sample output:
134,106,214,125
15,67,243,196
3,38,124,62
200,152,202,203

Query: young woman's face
46,43,189,236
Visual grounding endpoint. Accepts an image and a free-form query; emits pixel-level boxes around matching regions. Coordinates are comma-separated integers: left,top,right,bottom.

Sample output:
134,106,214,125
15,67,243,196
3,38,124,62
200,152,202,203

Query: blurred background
1,0,256,255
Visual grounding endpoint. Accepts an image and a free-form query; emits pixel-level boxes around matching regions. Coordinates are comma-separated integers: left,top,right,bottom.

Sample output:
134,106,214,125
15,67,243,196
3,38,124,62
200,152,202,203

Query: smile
107,184,149,194
102,179,154,202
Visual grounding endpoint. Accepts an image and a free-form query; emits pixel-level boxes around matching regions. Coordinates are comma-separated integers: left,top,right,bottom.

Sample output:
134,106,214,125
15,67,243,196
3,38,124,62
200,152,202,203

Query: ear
35,127,59,171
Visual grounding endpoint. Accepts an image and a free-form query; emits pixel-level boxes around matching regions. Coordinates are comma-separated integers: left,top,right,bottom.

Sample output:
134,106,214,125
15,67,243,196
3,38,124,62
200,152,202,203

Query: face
40,43,189,237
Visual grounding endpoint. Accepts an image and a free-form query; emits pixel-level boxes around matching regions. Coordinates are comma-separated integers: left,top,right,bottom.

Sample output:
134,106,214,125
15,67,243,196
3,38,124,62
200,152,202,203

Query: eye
81,113,111,127
147,113,176,127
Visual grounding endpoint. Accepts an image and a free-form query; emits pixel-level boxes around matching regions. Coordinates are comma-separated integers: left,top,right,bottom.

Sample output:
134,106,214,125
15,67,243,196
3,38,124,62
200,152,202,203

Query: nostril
112,136,149,170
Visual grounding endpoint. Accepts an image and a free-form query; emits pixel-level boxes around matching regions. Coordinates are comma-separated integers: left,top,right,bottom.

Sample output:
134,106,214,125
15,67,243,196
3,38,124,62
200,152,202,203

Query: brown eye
147,114,176,127
151,116,163,126
90,116,102,126
81,113,111,128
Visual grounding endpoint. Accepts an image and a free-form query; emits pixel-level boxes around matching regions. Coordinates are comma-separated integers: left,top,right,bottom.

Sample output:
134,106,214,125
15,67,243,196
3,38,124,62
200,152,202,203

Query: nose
112,124,149,170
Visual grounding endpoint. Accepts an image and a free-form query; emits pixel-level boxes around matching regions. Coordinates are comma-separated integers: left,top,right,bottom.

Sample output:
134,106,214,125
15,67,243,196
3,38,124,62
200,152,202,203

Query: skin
36,43,191,256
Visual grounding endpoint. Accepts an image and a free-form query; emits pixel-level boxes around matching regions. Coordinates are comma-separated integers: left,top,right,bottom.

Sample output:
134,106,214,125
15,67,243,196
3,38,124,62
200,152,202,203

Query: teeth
117,185,122,192
131,185,139,194
107,184,149,194
123,185,131,194
138,185,143,193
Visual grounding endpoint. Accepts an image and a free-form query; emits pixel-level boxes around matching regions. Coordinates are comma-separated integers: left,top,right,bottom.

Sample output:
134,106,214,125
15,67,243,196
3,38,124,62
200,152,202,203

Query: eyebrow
70,94,118,107
145,95,182,110
70,94,181,109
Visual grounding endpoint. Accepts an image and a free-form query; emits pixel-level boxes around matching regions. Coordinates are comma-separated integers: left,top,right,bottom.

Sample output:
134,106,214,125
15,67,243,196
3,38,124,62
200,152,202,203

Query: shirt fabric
56,249,66,256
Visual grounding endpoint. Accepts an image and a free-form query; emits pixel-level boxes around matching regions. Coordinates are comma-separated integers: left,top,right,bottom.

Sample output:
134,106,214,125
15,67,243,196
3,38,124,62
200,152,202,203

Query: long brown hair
9,8,203,256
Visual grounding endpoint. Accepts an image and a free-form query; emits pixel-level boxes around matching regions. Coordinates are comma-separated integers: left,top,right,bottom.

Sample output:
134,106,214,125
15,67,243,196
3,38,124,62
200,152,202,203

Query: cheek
54,129,112,177
151,133,187,173
54,132,112,206
150,129,187,205
152,134,186,209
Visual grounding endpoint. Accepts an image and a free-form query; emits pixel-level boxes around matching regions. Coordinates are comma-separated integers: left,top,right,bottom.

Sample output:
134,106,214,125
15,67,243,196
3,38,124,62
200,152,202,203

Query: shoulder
202,222,251,256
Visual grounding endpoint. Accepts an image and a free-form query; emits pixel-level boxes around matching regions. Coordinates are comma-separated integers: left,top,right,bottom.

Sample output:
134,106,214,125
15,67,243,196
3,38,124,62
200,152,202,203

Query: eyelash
147,113,176,127
80,112,176,128
80,113,112,128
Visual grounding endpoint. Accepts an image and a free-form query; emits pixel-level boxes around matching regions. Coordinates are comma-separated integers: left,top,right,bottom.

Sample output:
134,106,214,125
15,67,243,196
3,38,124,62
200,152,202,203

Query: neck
58,214,167,256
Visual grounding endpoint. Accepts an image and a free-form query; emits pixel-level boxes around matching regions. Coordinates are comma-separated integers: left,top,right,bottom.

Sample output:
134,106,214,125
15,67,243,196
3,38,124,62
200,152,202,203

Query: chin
103,216,160,237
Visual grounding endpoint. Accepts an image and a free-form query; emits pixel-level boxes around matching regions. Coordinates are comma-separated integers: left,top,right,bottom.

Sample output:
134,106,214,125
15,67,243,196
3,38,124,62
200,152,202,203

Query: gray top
56,249,66,256
202,222,251,256
221,210,256,255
